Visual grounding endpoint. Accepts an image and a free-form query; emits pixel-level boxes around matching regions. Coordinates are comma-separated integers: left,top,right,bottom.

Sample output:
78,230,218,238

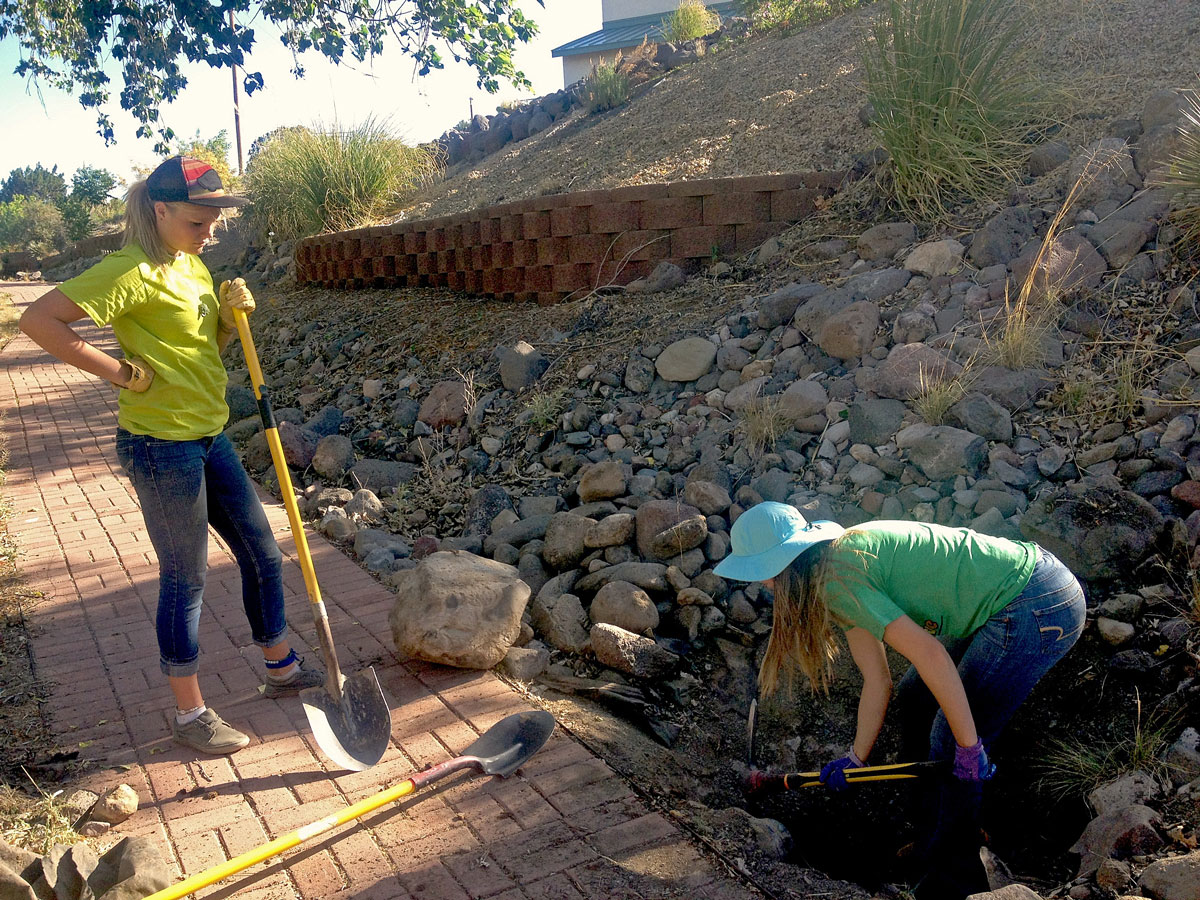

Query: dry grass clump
862,0,1059,220
0,781,79,854
739,394,792,457
1034,698,1175,803
1156,83,1200,257
584,64,632,115
244,118,442,241
661,0,721,43
912,363,969,425
523,388,567,432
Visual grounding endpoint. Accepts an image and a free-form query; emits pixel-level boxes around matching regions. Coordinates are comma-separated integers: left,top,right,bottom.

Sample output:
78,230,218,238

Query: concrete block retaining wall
295,171,849,303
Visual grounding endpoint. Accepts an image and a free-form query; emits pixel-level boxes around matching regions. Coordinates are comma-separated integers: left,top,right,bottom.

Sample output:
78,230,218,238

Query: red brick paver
0,283,757,899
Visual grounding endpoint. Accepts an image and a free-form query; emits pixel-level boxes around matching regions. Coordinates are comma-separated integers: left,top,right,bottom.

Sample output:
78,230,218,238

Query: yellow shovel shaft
787,772,921,789
144,777,417,900
231,307,323,613
791,760,931,780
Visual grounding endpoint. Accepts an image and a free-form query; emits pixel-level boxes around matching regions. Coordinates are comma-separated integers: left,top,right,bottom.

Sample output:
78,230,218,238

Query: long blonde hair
758,542,837,698
122,180,177,266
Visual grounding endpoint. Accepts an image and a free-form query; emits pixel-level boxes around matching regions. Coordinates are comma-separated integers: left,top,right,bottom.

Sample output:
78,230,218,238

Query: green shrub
737,0,866,33
0,196,66,256
862,0,1057,220
59,196,95,241
1158,86,1200,256
661,0,721,43
584,64,631,115
243,118,442,240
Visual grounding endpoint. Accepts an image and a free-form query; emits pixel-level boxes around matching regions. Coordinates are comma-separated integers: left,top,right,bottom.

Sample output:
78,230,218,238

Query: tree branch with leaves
0,0,542,153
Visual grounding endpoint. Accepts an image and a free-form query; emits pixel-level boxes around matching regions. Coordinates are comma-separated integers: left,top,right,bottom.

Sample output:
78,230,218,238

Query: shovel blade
462,710,556,778
301,667,391,772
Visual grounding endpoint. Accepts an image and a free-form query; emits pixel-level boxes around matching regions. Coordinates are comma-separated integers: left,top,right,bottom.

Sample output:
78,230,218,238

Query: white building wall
563,49,627,87
601,0,680,20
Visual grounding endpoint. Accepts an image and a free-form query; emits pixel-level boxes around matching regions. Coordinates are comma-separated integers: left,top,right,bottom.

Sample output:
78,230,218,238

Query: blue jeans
116,429,287,676
896,546,1087,763
895,547,1085,895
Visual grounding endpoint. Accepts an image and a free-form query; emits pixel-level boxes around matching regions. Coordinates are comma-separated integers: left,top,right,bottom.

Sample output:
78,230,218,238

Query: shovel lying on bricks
743,760,948,794
233,307,391,772
142,710,556,900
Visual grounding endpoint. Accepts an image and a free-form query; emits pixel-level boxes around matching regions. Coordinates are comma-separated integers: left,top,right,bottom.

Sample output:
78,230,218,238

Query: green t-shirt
60,245,229,440
822,521,1038,640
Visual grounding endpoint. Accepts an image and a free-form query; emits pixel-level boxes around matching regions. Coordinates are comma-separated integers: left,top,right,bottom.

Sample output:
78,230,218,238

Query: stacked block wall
294,172,848,303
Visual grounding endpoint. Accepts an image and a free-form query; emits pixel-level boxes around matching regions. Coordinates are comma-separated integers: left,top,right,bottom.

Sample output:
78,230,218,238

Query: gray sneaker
262,660,327,698
172,709,250,754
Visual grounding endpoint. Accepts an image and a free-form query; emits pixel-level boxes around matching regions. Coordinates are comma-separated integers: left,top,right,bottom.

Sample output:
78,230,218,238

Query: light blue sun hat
713,501,845,582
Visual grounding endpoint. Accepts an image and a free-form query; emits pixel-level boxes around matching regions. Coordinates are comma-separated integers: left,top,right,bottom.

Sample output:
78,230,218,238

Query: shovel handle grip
232,307,345,692
745,760,948,793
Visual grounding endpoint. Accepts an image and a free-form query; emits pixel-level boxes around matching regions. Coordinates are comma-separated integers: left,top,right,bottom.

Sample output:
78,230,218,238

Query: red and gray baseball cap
146,156,248,208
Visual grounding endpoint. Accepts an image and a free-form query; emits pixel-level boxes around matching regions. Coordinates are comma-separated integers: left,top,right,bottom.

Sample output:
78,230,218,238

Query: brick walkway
1,283,758,900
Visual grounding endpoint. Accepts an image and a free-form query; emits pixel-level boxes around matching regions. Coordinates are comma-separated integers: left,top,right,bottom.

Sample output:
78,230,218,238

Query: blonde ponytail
123,180,176,266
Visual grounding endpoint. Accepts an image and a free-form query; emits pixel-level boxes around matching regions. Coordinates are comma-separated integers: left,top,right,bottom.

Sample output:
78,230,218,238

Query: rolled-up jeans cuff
160,655,201,677
256,631,289,650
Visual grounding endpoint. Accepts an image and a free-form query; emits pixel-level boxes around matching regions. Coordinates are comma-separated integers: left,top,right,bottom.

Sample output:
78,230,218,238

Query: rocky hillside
223,75,1200,900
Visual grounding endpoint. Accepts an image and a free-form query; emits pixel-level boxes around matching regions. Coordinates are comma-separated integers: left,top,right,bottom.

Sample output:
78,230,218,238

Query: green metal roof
551,3,737,58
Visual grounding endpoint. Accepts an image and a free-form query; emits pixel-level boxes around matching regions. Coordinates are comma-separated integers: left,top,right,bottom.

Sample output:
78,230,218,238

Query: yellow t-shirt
60,245,229,439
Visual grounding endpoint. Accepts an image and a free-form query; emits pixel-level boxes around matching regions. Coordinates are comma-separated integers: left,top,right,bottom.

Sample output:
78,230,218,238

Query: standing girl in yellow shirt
20,156,323,755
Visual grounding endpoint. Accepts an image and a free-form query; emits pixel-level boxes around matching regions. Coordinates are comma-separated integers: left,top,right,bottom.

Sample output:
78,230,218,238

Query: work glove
218,277,255,331
953,739,996,782
819,748,865,792
117,357,155,392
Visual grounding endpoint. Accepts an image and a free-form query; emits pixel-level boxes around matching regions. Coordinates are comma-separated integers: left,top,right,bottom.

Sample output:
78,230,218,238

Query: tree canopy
0,0,542,153
0,163,66,204
70,165,119,206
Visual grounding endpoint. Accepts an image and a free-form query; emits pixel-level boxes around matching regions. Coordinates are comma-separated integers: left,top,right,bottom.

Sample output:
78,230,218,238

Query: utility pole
230,9,244,175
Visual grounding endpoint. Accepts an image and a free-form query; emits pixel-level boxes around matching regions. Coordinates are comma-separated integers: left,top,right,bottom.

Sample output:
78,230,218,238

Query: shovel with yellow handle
232,306,391,773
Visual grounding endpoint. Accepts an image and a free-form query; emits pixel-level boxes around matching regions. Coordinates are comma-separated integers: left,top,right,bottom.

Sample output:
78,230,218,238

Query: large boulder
542,512,596,570
578,460,627,502
418,379,470,428
1070,804,1162,878
590,624,679,678
312,434,355,480
1138,849,1200,900
348,459,418,493
590,581,660,634
635,499,705,560
1066,138,1139,208
868,344,963,401
528,572,589,652
389,551,530,669
499,341,549,392
1021,484,1164,580
655,337,717,383
968,206,1035,268
857,221,916,260
816,300,880,361
896,424,988,481
1010,232,1106,296
576,561,669,593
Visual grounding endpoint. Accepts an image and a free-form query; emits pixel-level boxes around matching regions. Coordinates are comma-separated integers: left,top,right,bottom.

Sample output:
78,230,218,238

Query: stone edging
295,171,851,302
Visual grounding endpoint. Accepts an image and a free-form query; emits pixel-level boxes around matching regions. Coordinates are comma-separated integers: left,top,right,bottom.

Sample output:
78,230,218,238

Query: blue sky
0,0,599,187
